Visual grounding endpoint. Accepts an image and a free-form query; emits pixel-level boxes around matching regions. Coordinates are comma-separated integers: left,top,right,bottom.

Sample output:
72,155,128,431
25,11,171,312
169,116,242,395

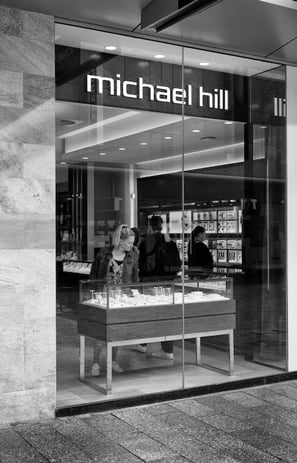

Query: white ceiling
55,23,279,76
2,0,297,65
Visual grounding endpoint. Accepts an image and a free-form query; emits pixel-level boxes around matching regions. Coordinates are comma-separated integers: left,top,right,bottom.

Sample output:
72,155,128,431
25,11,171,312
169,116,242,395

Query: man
138,215,181,360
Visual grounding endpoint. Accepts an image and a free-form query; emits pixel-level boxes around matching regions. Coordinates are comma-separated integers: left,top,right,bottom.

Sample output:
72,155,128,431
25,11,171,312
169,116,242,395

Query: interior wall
0,5,56,424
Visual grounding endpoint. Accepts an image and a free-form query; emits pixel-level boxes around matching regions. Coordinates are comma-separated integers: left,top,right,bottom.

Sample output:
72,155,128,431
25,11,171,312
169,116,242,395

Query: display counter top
82,291,229,310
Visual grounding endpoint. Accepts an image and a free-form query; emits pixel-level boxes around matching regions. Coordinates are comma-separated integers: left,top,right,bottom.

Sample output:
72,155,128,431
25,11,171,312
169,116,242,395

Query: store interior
55,24,286,408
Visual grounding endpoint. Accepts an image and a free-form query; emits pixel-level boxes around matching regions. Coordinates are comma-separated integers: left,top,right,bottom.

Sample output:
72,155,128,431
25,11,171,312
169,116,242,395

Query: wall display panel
139,200,243,273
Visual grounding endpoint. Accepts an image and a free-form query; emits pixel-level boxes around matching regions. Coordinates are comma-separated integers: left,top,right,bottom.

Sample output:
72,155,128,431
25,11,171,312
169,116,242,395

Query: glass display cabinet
78,277,236,394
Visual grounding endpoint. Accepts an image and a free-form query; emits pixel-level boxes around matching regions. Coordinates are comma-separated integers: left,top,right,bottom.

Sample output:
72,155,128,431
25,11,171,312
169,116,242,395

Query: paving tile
232,427,297,462
222,390,267,407
171,399,252,432
148,408,280,463
157,435,242,463
144,403,177,416
0,427,48,462
110,407,240,463
82,412,144,440
200,389,297,435
82,412,181,462
245,387,297,412
53,417,142,463
195,394,275,422
242,414,297,445
15,422,94,463
269,382,297,400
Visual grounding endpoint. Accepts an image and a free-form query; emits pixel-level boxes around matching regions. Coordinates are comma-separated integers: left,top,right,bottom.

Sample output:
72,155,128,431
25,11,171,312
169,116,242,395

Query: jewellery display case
78,277,236,394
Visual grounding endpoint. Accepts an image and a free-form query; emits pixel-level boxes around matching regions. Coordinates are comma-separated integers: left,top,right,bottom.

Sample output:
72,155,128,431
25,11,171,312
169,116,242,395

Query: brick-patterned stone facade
0,5,56,424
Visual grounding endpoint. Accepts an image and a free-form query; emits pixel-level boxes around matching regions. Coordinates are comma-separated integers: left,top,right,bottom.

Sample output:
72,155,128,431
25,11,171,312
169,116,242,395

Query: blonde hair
112,224,135,247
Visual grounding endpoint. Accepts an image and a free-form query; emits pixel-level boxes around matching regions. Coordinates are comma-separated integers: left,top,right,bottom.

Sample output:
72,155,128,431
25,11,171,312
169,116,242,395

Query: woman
188,225,213,279
90,224,139,376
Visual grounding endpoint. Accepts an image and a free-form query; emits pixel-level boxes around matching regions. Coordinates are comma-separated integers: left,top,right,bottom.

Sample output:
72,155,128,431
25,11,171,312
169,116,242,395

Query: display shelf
140,200,243,273
63,261,92,275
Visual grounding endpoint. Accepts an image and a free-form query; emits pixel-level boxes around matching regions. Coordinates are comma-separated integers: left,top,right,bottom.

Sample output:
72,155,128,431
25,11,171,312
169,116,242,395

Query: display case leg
106,343,112,394
79,335,85,380
229,330,234,375
195,337,201,365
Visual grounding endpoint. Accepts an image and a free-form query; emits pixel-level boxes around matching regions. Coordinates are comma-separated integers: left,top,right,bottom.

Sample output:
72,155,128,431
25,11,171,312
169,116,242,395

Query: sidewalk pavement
2,380,297,462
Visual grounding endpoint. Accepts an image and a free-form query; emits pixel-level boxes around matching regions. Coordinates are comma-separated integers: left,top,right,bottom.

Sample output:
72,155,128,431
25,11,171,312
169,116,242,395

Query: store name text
274,97,286,117
87,74,229,110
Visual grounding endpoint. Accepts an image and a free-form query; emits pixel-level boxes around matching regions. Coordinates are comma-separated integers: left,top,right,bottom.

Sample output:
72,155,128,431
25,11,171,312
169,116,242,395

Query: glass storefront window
55,24,286,408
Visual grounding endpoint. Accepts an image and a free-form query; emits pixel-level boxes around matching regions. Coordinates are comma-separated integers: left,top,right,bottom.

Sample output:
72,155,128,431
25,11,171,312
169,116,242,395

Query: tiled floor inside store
57,311,283,408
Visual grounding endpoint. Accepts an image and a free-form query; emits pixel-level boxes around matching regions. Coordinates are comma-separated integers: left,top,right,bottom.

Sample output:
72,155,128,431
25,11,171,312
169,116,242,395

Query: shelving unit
141,200,243,275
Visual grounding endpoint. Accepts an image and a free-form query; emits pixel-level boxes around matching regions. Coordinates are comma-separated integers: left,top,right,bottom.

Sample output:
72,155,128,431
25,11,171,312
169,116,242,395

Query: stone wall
0,5,56,424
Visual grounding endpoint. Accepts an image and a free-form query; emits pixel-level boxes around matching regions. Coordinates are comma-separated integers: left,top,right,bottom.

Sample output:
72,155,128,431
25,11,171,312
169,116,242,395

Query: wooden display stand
78,298,236,394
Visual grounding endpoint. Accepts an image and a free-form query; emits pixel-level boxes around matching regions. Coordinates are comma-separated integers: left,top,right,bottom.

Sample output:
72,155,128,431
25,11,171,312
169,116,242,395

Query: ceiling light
224,121,234,125
192,129,201,133
119,147,126,151
60,161,66,165
140,142,148,146
105,45,117,51
99,152,106,156
260,126,267,129
138,61,149,68
82,157,88,160
164,136,172,140
154,54,165,59
200,62,210,66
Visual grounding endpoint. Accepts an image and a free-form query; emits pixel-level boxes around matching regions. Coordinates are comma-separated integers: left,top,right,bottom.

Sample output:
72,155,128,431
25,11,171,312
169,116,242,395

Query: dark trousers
161,341,173,353
141,341,173,353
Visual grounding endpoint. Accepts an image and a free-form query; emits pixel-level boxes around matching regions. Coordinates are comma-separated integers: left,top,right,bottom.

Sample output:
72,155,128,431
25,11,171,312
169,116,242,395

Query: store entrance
55,24,286,409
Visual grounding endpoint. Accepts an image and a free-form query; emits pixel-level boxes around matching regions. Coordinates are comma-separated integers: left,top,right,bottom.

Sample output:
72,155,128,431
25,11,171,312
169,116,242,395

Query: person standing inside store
131,227,142,254
187,225,213,278
138,215,181,360
90,224,139,375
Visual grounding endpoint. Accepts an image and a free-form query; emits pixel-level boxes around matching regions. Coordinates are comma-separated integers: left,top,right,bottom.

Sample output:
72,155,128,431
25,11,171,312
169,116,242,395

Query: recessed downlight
192,129,201,133
140,142,148,146
119,147,126,151
138,61,149,68
164,136,172,140
99,152,106,156
105,45,117,51
154,54,165,59
200,62,210,66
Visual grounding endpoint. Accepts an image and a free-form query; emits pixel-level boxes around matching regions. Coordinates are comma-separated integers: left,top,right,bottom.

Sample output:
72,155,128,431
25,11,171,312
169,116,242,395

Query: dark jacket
139,232,181,280
139,232,165,277
187,240,213,278
90,246,139,284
